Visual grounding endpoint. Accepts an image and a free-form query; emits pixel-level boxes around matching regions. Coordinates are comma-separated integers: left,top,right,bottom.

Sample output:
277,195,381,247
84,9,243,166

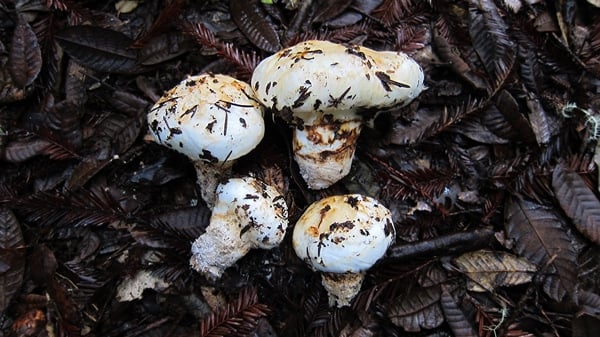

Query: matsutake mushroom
292,194,395,307
251,40,425,189
190,176,288,280
147,73,264,207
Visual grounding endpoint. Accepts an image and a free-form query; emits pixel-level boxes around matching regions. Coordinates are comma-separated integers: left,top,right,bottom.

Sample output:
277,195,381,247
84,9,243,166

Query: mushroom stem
190,214,251,281
293,119,362,189
321,272,365,307
190,177,288,281
193,160,234,208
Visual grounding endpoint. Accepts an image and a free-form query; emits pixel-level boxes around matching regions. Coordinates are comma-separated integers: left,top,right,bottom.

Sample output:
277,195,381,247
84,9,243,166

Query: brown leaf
450,250,537,292
504,196,578,301
552,162,600,244
386,286,444,332
468,0,515,91
9,15,42,87
488,90,537,143
199,287,270,337
0,208,25,314
440,286,478,337
55,25,145,74
137,33,194,66
1,138,50,163
229,0,281,53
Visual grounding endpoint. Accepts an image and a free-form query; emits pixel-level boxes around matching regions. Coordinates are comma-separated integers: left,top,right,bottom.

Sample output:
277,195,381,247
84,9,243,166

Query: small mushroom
292,194,395,307
147,73,265,206
251,40,425,189
190,176,288,280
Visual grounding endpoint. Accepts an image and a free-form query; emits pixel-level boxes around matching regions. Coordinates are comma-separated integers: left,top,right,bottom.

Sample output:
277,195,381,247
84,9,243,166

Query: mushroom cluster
147,73,265,206
190,176,288,280
292,194,395,307
251,40,425,189
146,40,418,283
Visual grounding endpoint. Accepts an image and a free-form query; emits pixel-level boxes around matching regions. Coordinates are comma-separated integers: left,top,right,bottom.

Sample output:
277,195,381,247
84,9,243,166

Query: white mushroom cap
293,194,395,273
190,177,288,280
251,40,425,123
250,40,424,189
147,73,265,163
292,194,395,307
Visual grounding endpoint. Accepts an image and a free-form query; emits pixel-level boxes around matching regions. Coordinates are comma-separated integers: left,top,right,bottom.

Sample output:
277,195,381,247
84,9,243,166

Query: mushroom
251,40,425,189
292,194,395,307
147,73,265,206
190,176,288,280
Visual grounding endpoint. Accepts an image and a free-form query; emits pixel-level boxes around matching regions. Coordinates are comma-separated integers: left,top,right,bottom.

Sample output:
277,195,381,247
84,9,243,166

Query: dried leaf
17,185,127,228
387,286,444,332
390,97,484,145
229,0,281,53
552,162,600,244
9,15,42,87
181,22,261,79
504,196,578,301
450,250,537,292
0,208,25,314
55,25,144,74
132,206,210,250
440,286,478,337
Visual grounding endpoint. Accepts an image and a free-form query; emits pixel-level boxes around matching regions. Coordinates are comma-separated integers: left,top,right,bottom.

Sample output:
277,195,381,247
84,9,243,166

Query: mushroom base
190,223,250,281
321,272,365,307
293,120,362,190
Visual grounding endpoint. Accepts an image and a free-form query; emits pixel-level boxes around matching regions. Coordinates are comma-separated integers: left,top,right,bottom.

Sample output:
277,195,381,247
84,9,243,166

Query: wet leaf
552,162,600,244
468,0,515,91
487,90,537,143
2,138,50,163
97,113,143,155
9,15,42,87
0,208,25,314
387,286,444,332
45,100,82,148
199,287,270,337
577,290,600,319
137,33,194,66
132,206,210,250
450,250,537,292
55,25,144,74
229,0,281,53
312,0,353,23
504,196,578,301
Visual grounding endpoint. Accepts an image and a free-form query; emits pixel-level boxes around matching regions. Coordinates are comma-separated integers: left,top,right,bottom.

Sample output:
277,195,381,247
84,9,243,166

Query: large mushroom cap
292,194,395,273
251,40,425,124
147,74,265,163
